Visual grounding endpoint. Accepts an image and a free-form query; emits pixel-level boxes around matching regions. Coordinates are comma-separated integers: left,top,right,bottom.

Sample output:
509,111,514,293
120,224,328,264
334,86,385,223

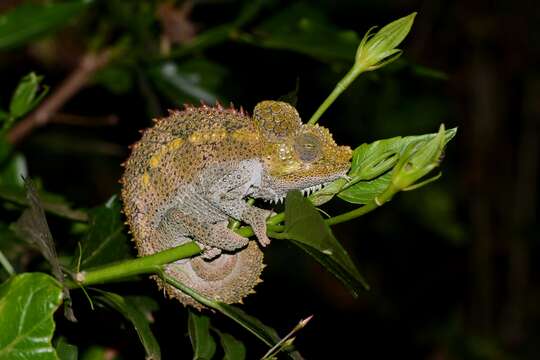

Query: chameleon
121,100,351,309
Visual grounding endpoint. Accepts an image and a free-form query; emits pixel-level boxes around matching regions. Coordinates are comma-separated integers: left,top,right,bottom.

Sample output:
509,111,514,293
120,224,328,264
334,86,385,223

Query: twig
7,49,112,144
51,113,119,127
69,242,201,287
261,315,313,359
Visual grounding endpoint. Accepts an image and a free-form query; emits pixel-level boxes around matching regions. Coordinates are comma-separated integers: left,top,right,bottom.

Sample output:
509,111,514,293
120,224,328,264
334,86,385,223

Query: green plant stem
268,212,285,225
159,268,214,307
70,242,201,287
229,198,255,230
308,64,366,125
325,184,397,226
0,249,15,276
236,223,283,238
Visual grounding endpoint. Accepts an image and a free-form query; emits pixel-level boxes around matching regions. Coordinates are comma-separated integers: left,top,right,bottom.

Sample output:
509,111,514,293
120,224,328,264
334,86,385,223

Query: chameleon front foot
208,222,250,251
199,245,222,260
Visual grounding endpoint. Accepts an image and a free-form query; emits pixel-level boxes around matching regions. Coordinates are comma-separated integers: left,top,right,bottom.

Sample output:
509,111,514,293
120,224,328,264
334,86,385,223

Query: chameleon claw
199,245,222,260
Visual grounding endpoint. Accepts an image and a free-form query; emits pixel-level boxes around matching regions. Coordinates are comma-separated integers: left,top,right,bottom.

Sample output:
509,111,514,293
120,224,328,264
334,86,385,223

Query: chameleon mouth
265,183,326,204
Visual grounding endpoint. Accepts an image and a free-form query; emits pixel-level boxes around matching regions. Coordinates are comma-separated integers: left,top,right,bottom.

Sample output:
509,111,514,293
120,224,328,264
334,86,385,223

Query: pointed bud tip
299,315,314,327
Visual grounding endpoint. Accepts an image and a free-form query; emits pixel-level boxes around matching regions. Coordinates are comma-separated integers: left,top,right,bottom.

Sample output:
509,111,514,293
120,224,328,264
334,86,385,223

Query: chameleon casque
121,100,351,309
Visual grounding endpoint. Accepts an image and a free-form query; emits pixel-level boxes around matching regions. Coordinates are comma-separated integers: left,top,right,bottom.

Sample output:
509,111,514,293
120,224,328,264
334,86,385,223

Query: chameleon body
121,101,351,308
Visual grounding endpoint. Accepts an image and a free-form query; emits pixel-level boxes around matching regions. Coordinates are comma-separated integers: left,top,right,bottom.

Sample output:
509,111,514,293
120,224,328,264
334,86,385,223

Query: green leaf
55,337,77,360
73,196,131,270
0,273,63,360
0,1,90,50
336,127,457,204
308,177,347,206
285,190,368,296
338,172,392,205
126,296,159,322
398,127,457,153
9,72,48,119
216,305,280,347
217,331,246,360
148,59,227,105
96,290,161,360
0,153,27,188
250,3,359,62
349,137,401,180
188,311,217,360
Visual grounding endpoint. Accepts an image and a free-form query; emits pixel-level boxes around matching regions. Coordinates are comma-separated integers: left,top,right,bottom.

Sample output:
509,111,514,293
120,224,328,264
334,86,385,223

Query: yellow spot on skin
189,132,202,144
149,153,161,168
232,128,259,142
168,138,183,150
210,128,227,142
142,172,150,186
189,128,227,144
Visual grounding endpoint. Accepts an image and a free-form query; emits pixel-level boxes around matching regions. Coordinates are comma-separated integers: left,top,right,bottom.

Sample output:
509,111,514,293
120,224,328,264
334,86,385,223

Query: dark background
0,0,538,359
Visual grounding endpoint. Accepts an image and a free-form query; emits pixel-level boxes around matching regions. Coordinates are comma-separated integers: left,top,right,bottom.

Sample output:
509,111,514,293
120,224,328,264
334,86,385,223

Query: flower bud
355,12,416,71
392,123,445,191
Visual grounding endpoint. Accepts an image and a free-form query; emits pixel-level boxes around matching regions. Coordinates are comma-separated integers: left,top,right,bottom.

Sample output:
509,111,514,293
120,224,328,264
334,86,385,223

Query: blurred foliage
95,290,161,359
0,0,535,359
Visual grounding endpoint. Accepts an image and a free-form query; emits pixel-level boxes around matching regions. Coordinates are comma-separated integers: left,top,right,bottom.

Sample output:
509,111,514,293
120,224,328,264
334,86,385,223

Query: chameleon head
253,101,352,202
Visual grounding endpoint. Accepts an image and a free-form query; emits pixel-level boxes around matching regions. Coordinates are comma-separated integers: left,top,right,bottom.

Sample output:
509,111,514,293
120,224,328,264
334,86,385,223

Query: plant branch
308,65,365,125
70,242,200,287
325,185,397,226
51,113,119,127
261,315,313,360
7,49,112,144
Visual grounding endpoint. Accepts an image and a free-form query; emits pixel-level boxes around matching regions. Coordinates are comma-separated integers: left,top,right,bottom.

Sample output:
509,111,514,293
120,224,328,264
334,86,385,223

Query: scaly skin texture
121,101,351,309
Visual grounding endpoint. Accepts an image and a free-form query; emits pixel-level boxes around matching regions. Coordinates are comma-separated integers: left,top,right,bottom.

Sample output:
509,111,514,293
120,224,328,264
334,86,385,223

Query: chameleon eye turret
121,100,351,309
253,100,302,141
294,132,322,162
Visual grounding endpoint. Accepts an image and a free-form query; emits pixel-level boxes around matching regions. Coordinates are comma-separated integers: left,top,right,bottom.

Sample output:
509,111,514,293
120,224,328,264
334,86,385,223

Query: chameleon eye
294,132,322,162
